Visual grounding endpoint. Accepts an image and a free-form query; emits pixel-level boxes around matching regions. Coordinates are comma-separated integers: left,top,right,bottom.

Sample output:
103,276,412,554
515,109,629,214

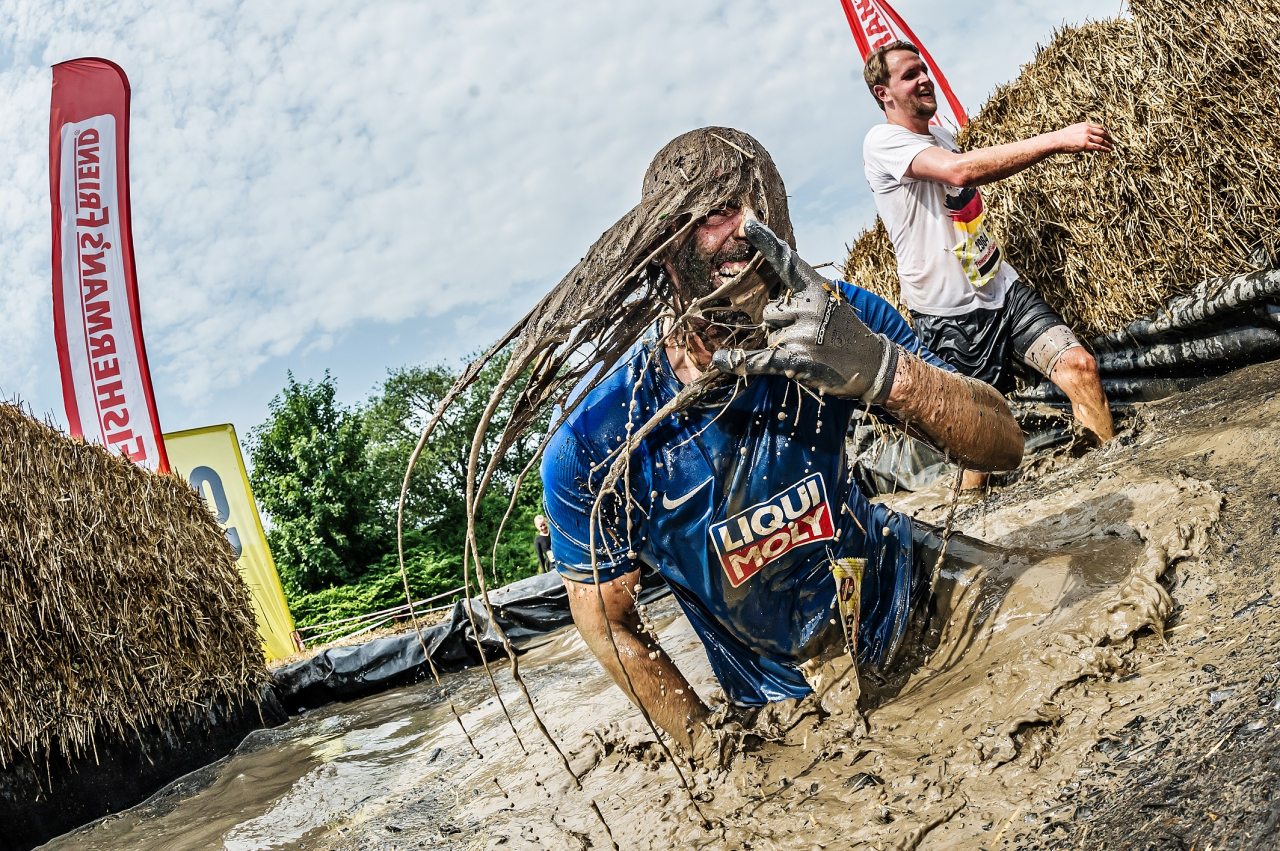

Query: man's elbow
569,595,638,648
969,422,1024,472
945,159,983,189
990,427,1025,471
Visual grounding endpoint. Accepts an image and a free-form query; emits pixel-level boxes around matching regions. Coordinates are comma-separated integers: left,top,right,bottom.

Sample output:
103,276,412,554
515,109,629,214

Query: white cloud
0,0,1124,432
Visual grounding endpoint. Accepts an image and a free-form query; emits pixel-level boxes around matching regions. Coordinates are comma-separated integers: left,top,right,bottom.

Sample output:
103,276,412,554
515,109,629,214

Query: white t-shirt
863,123,1016,316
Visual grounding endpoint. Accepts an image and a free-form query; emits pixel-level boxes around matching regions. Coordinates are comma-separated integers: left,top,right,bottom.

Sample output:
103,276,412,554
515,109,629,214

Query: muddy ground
990,361,1280,850
50,360,1280,851
894,360,1280,850
325,359,1278,850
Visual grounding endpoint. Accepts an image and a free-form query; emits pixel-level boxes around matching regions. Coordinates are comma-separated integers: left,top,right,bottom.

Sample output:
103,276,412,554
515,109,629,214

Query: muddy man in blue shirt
541,127,1023,760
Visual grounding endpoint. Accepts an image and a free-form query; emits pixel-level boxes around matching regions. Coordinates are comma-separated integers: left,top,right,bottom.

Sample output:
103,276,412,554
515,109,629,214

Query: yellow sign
164,424,296,661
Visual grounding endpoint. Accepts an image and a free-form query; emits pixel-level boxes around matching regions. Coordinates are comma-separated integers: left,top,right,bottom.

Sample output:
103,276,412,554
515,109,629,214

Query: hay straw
843,0,1280,337
0,405,265,768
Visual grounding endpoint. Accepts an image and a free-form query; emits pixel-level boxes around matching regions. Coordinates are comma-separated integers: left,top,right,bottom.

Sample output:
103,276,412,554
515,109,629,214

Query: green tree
363,350,547,585
249,371,387,594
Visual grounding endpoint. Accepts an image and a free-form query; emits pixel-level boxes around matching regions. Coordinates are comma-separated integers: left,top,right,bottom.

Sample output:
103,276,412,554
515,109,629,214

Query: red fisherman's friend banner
838,0,969,129
50,58,169,472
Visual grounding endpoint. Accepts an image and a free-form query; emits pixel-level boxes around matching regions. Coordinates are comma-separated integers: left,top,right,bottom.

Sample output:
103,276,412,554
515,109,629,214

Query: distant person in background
533,514,552,572
862,40,1115,489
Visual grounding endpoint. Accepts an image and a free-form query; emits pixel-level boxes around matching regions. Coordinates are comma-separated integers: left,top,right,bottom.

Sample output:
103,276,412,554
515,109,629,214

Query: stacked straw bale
0,405,265,767
844,0,1280,337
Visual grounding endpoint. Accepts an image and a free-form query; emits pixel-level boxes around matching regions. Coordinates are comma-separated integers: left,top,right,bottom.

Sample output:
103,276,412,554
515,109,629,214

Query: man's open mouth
717,260,752,279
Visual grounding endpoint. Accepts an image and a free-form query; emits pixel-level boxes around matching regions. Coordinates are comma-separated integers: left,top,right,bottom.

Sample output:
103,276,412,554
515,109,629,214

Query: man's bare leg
1049,347,1115,442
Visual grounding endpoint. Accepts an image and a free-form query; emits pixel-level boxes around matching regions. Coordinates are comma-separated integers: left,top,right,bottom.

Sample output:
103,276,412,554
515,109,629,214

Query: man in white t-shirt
861,40,1114,489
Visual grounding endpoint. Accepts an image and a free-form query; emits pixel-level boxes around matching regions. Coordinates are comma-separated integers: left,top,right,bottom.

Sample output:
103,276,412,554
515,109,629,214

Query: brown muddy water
47,472,1221,851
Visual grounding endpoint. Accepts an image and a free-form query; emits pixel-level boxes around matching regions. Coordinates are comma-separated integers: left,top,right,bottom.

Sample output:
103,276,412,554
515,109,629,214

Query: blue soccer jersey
542,281,945,704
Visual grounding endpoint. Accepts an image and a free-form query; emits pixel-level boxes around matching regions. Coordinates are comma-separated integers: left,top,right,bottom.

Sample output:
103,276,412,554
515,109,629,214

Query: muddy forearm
953,133,1060,187
884,351,1024,471
566,579,710,750
582,617,709,750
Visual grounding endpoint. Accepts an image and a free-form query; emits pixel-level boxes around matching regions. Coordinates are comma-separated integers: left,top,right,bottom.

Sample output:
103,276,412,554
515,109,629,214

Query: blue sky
0,1,1125,442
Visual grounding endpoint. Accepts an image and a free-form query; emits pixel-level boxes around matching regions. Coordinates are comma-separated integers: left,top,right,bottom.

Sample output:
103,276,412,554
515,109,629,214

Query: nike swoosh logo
661,477,712,511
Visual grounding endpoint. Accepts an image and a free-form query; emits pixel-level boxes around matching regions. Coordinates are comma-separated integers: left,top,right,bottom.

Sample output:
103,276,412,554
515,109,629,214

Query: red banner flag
838,0,969,129
50,58,169,473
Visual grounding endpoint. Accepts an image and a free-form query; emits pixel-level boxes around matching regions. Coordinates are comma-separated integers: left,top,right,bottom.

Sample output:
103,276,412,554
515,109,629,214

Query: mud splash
469,473,1220,850
47,474,1219,851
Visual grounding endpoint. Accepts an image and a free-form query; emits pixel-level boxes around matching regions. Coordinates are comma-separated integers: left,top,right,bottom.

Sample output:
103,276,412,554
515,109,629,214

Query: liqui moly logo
710,474,836,588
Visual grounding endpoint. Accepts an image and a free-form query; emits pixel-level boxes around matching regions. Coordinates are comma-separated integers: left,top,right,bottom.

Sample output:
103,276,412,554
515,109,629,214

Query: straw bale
843,0,1280,337
0,405,266,768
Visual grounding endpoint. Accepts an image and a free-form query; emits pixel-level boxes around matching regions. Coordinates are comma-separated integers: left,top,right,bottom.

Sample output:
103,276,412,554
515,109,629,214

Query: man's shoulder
542,341,658,487
836,280,902,331
863,121,903,150
864,121,932,148
555,340,660,446
863,122,941,188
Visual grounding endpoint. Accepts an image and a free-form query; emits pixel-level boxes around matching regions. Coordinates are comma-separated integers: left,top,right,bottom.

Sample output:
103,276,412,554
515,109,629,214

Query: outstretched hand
1056,121,1113,154
710,217,899,404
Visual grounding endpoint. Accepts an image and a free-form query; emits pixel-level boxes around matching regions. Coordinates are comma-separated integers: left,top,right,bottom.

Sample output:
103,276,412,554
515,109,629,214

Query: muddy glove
711,219,899,404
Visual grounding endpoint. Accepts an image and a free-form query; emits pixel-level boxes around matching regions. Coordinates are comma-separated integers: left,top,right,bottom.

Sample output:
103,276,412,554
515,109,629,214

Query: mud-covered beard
669,238,762,351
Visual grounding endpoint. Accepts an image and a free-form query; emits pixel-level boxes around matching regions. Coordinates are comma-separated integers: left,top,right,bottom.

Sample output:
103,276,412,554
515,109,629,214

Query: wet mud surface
46,361,1280,850
987,360,1280,850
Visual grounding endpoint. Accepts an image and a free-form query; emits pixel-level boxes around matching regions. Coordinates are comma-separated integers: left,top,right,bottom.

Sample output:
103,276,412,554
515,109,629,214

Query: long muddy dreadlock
396,127,795,828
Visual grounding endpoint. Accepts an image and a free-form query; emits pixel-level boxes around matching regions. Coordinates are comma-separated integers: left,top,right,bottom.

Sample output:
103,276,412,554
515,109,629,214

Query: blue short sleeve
540,422,638,584
837,280,952,372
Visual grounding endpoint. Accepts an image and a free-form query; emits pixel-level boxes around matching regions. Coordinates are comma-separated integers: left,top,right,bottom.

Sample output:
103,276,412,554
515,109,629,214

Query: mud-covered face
665,205,770,351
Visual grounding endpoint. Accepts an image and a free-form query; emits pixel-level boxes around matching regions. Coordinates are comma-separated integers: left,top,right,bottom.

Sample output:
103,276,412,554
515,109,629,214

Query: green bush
289,538,466,637
254,349,554,644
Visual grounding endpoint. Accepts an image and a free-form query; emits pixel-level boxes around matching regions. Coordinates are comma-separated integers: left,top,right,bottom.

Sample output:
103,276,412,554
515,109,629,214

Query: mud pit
49,362,1280,850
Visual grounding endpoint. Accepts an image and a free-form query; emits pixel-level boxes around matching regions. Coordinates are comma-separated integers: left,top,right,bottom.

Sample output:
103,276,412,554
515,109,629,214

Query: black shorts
910,280,1069,394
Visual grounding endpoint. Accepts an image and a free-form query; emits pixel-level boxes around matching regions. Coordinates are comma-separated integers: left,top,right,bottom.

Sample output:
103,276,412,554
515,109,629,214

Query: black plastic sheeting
1016,267,1280,407
273,567,671,713
853,267,1280,494
848,408,951,496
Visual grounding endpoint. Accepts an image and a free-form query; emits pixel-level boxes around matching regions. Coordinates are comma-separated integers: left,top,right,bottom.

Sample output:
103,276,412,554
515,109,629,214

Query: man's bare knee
1050,346,1099,388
